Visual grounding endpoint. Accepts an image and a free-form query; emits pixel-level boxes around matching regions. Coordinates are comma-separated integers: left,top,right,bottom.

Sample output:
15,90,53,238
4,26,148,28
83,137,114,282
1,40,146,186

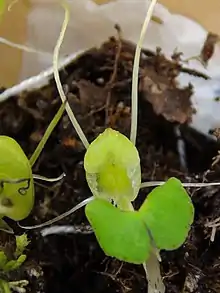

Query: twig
141,181,220,188
205,217,220,242
105,24,123,126
41,224,93,237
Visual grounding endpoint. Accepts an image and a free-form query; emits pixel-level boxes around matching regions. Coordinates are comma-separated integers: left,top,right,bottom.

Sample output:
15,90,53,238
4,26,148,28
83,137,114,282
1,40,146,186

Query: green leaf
4,255,26,272
15,234,30,258
139,177,194,250
0,136,34,221
0,251,7,270
84,128,141,206
85,198,151,264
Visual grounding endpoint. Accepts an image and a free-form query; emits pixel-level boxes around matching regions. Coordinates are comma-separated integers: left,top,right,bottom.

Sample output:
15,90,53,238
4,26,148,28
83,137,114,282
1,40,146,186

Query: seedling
18,1,194,293
0,233,29,272
1,1,220,293
0,233,30,293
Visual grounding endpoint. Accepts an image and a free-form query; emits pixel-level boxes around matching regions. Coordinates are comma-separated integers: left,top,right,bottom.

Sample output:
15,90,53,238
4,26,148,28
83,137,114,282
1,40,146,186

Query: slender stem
29,102,66,167
53,1,89,149
33,173,66,182
18,196,94,230
41,225,93,237
140,181,220,189
143,254,165,293
130,0,157,145
0,36,51,57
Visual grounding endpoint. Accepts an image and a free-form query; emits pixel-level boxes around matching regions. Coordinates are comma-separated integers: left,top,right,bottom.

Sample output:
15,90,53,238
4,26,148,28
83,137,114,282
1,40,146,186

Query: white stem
0,37,51,57
141,181,220,188
41,224,93,237
121,197,164,293
53,1,89,149
18,196,94,230
143,253,165,293
130,0,157,145
205,217,220,227
33,173,66,182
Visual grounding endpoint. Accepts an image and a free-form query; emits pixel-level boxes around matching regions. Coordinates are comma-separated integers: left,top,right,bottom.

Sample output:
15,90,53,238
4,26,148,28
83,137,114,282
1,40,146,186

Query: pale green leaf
84,128,141,205
15,234,30,257
139,177,194,250
4,255,26,272
85,198,151,264
0,136,34,221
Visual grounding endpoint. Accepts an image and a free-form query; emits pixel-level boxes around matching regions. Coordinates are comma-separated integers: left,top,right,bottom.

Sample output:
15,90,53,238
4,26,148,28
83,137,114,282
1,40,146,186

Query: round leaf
84,128,141,205
0,136,34,221
139,177,194,250
85,198,151,264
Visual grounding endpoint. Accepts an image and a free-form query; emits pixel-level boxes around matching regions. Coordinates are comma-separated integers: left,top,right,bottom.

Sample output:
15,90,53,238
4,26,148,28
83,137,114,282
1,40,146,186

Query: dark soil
1,36,220,293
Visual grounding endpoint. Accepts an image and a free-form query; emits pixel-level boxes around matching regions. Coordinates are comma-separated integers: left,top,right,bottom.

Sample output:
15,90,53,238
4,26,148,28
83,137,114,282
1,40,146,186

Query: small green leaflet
85,198,151,264
0,234,28,273
139,177,194,250
15,234,30,258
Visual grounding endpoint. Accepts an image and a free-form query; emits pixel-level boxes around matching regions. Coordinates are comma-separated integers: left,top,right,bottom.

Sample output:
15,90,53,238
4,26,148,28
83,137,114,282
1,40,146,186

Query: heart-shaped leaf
139,177,194,250
85,198,151,264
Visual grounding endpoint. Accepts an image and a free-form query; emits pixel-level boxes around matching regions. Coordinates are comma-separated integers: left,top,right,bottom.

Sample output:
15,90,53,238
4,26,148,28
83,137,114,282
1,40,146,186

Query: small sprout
85,198,151,264
15,234,30,258
139,177,194,250
3,254,26,272
0,233,29,273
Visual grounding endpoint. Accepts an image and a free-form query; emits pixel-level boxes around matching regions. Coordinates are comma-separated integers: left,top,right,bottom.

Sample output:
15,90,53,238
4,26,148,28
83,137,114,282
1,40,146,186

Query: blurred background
1,0,220,87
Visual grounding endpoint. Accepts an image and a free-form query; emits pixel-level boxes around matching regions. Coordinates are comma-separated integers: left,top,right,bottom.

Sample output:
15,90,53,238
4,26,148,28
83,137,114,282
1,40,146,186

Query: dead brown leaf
140,74,194,124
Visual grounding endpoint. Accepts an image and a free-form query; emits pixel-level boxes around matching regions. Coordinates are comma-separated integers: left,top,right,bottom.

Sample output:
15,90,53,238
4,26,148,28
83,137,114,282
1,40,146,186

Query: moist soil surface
1,36,220,293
